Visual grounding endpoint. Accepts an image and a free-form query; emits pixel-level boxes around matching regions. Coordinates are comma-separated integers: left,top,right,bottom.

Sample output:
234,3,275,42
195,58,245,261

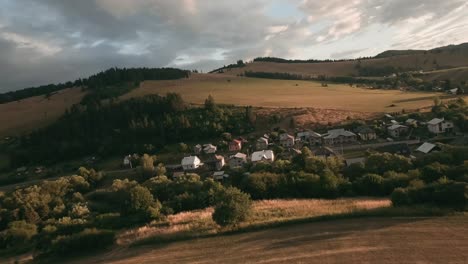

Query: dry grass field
75,215,468,264
116,198,391,246
124,74,461,113
0,88,85,137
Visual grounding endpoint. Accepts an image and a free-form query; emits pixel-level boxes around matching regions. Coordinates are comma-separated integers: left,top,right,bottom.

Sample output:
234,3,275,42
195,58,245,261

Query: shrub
49,228,115,256
0,220,37,249
421,162,449,183
354,174,385,196
391,188,411,206
212,187,252,227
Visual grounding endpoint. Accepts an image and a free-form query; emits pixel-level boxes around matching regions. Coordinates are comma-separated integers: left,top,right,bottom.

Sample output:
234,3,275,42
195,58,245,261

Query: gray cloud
0,0,467,92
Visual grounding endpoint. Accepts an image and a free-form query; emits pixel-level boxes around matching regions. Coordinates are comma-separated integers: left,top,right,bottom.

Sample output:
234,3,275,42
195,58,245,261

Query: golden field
125,74,462,112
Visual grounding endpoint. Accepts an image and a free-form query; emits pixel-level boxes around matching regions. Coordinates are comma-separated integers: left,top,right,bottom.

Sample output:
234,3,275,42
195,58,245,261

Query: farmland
72,215,468,264
0,73,464,137
125,74,461,112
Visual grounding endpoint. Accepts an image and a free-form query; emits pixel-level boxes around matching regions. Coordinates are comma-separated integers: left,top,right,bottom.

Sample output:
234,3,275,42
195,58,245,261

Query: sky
0,0,467,92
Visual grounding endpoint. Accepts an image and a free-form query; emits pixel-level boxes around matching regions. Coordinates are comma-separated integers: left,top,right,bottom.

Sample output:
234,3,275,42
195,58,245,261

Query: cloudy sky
1,0,467,91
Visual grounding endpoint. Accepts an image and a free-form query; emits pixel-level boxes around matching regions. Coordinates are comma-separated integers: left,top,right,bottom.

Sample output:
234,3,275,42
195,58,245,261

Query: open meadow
125,74,461,113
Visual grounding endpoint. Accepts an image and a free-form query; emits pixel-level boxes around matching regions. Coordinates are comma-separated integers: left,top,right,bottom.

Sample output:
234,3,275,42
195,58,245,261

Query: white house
387,124,408,138
181,156,201,170
251,150,275,163
427,118,454,134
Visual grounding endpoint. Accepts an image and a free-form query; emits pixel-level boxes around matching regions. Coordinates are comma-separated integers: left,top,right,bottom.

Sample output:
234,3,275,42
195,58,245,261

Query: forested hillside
10,94,254,166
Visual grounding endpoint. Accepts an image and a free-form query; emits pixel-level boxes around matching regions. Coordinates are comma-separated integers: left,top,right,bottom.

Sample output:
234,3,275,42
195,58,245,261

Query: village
118,112,459,182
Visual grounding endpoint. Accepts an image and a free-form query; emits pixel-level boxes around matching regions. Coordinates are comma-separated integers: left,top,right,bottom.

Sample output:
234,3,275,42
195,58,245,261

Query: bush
0,221,37,249
393,182,468,210
354,174,385,196
49,228,115,256
391,188,411,206
212,187,252,227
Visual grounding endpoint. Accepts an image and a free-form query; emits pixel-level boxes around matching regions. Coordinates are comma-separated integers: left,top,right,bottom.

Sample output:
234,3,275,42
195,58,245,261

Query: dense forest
10,94,254,166
0,68,190,104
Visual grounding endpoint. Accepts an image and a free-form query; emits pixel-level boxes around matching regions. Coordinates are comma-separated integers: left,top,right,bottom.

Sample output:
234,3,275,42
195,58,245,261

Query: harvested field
124,74,462,113
73,215,468,264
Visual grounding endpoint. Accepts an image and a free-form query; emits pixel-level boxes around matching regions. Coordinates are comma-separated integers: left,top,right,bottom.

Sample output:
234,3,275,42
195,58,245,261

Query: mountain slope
215,42,468,81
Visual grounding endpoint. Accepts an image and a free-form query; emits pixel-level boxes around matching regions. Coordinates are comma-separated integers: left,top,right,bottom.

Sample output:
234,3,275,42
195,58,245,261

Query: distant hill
375,50,426,58
214,42,468,83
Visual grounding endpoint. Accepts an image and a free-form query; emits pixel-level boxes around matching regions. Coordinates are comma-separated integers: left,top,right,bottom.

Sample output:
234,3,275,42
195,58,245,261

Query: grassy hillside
217,43,468,79
0,87,85,137
69,215,468,264
125,74,461,112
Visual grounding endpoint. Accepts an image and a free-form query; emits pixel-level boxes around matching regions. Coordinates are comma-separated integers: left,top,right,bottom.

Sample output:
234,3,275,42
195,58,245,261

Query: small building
122,155,132,168
427,118,454,134
251,150,275,163
193,144,202,154
229,152,248,168
181,156,201,171
355,126,377,141
203,144,217,154
297,130,322,145
279,133,295,148
205,154,225,171
416,142,439,154
280,148,302,160
172,171,185,179
405,119,418,126
212,171,229,181
345,157,366,166
314,147,337,158
322,129,357,145
256,137,269,150
387,124,409,138
447,88,459,95
229,139,242,152
376,143,411,156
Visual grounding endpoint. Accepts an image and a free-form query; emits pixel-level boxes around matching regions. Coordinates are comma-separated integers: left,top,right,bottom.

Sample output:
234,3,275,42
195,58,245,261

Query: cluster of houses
121,112,456,180
385,114,455,139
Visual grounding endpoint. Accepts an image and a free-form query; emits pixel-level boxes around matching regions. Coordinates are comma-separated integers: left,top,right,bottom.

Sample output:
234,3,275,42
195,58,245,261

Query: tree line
252,56,373,64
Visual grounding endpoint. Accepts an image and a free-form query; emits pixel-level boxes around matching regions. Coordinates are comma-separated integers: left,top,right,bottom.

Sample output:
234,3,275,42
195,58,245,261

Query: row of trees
252,57,373,64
